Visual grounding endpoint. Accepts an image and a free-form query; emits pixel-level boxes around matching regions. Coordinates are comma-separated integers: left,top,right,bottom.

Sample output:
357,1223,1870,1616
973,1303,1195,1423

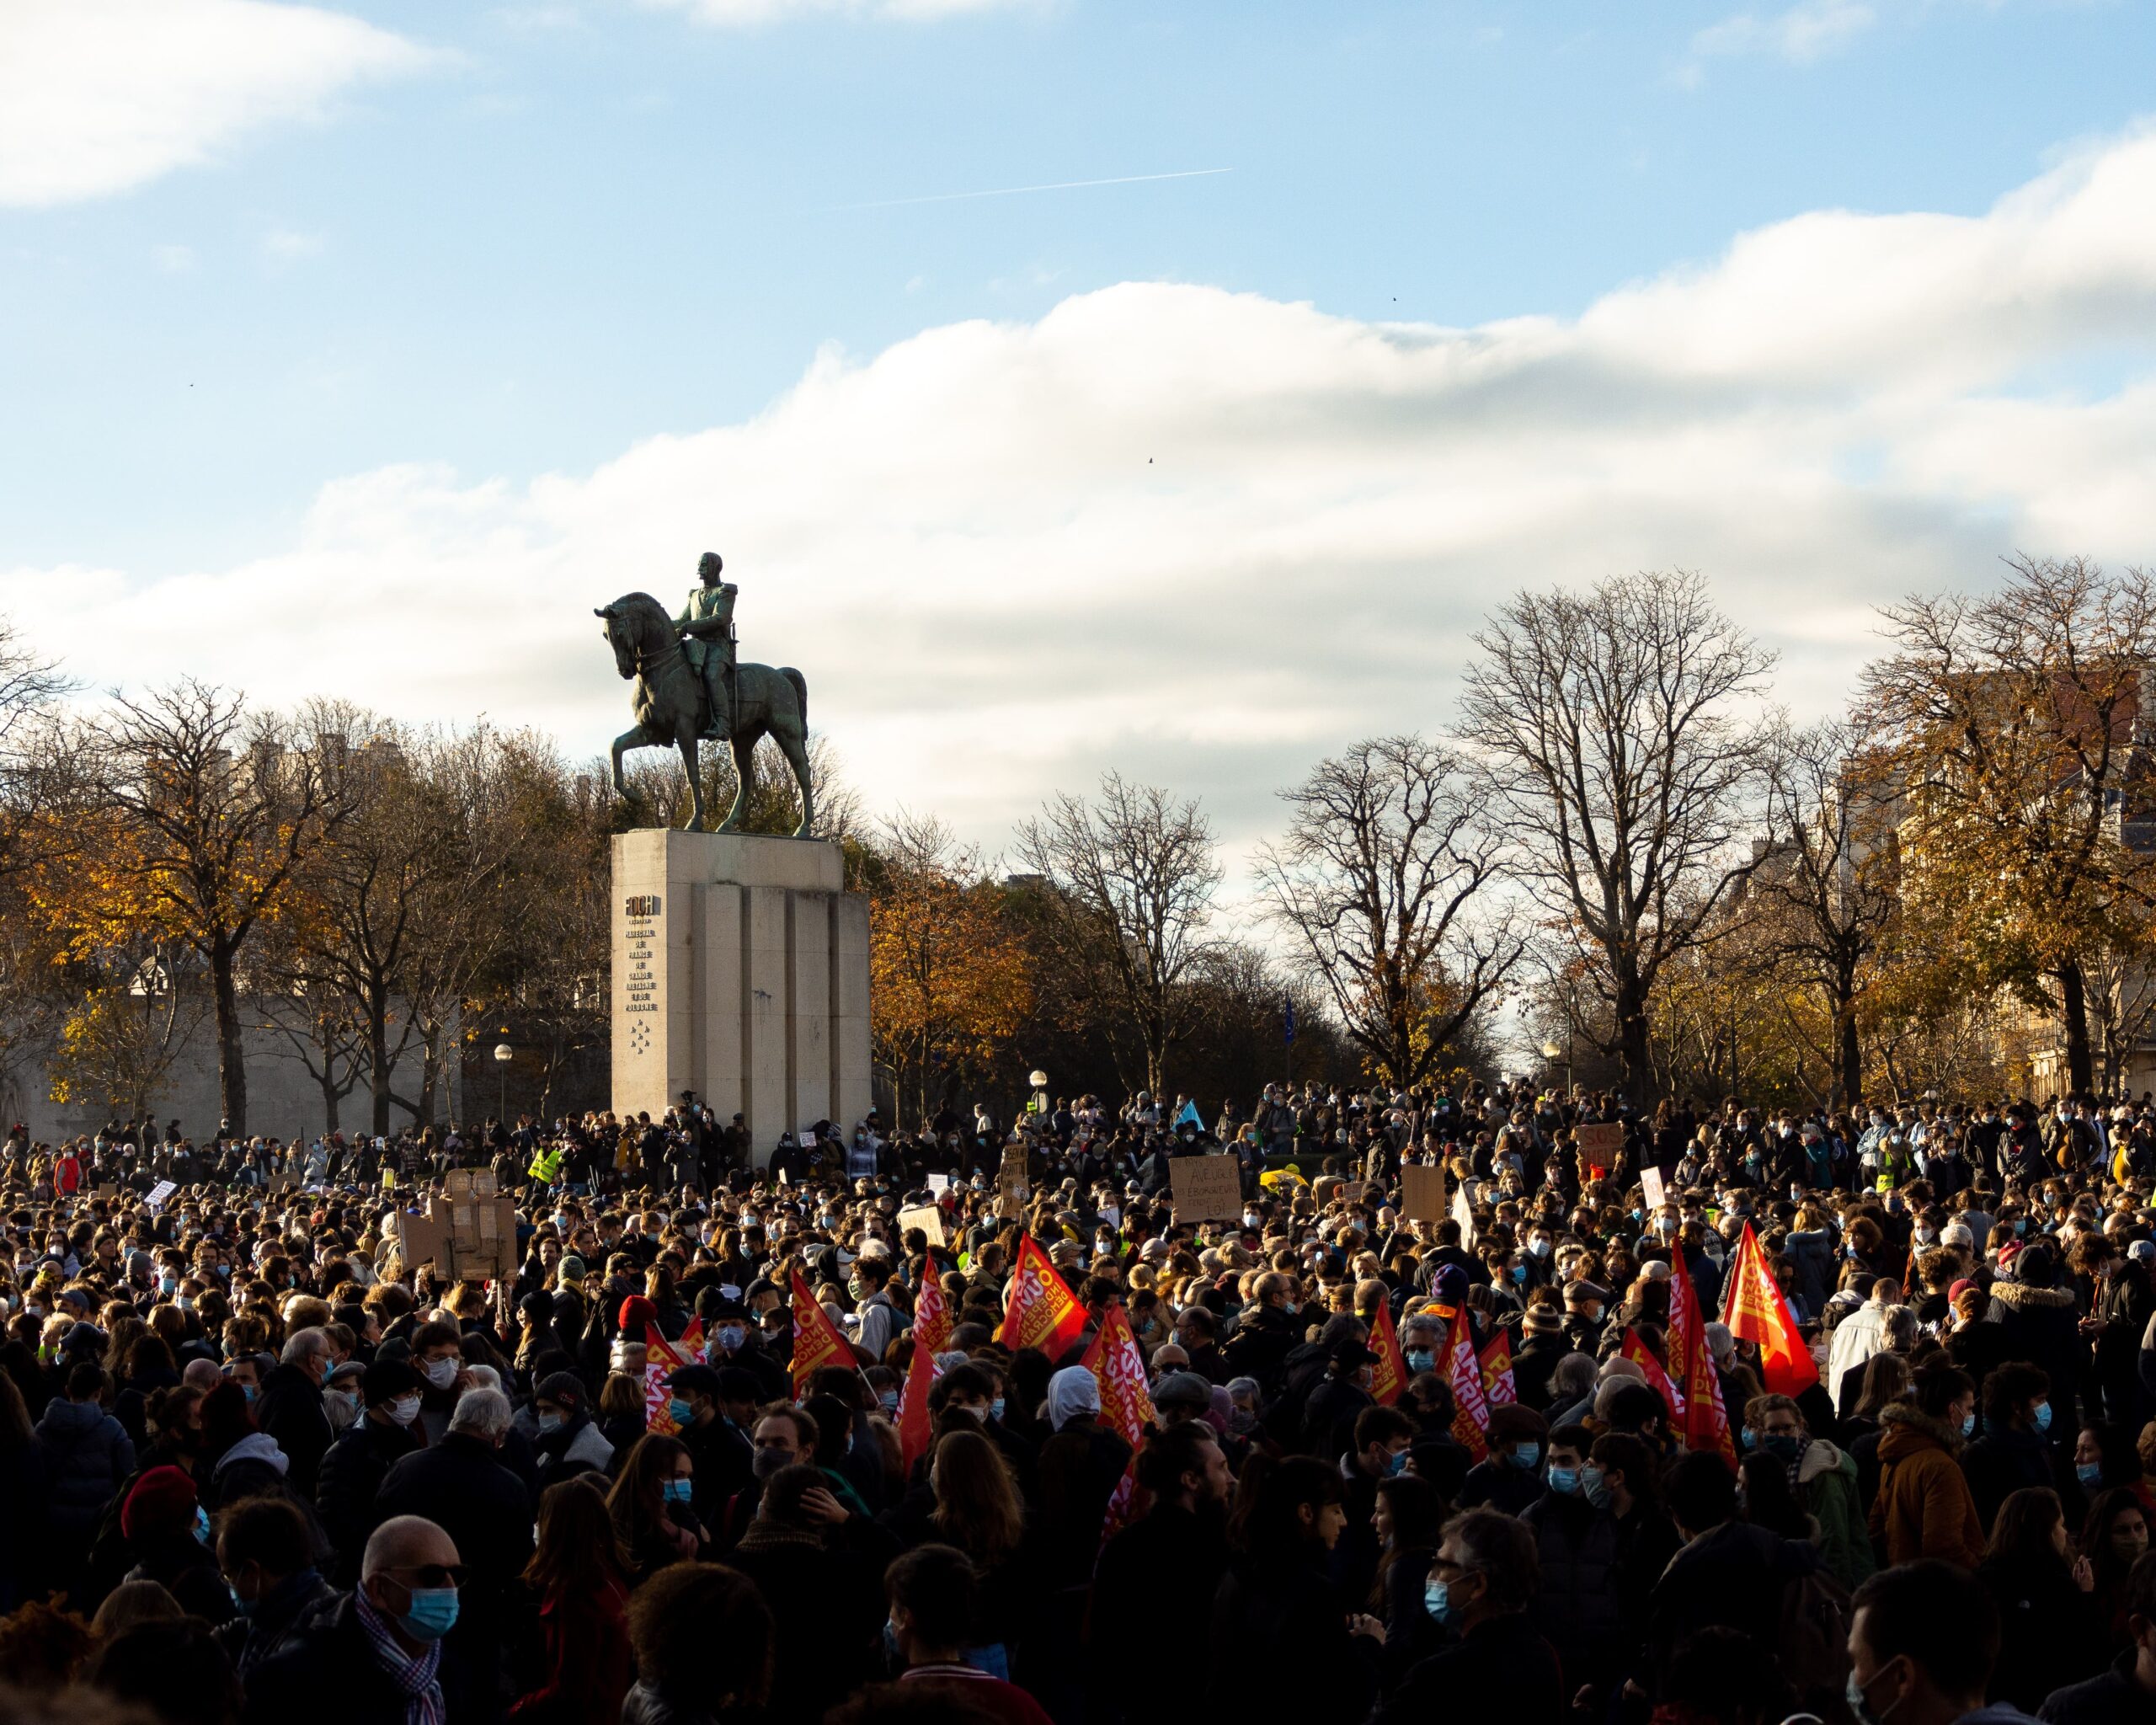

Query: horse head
596,594,659,681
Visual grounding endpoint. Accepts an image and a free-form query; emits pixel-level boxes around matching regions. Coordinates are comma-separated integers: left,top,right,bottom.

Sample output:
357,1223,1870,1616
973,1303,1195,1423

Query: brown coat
1869,1400,1983,1568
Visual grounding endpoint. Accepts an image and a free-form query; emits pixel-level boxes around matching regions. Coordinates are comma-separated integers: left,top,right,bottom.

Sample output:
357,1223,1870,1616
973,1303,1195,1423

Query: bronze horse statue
595,591,814,834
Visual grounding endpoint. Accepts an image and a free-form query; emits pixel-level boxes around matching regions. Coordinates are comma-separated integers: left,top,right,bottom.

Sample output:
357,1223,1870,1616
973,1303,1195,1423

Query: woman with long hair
1977,1487,2105,1709
606,1433,705,1580
1212,1454,1382,1725
510,1476,634,1723
1369,1471,1444,1684
2080,1486,2151,1647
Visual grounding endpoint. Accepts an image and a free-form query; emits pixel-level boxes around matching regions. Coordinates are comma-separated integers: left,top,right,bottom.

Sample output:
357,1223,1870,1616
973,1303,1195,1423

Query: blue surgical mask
716,1325,746,1352
1424,1578,1455,1625
878,1390,899,1413
2078,1461,2105,1489
1385,1448,1409,1477
229,1581,257,1616
668,1397,695,1427
398,1587,459,1642
663,1477,694,1504
1764,1434,1802,1461
193,1505,212,1546
1581,1465,1612,1509
1740,1427,1757,1450
1510,1440,1539,1470
1547,1466,1580,1496
1509,1264,1528,1284
1961,1413,1977,1438
536,1413,563,1434
2033,1402,2053,1435
990,1396,1006,1422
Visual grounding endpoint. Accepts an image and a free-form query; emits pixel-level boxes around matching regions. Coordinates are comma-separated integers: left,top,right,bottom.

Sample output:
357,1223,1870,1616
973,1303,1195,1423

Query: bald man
239,1514,466,1725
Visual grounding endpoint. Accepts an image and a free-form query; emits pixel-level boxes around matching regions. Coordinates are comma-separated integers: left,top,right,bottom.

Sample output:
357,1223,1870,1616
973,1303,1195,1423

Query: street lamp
1028,1069,1049,1119
494,1043,513,1123
1541,1037,1573,1092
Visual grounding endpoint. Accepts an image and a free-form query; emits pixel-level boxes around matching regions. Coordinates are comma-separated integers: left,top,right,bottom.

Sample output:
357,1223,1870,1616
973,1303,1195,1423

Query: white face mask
422,1357,459,1390
386,1394,422,1426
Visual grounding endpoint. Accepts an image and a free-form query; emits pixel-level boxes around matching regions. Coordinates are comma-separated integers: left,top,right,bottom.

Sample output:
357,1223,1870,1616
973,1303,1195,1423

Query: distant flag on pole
1283,998,1296,1044
1174,1100,1203,1131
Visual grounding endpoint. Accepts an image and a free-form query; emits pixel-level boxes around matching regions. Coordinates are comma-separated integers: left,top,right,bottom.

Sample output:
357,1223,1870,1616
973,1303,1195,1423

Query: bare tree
86,682,357,1135
1456,570,1777,1102
1014,774,1222,1098
1753,718,1901,1105
1862,556,2156,1095
1255,734,1524,1088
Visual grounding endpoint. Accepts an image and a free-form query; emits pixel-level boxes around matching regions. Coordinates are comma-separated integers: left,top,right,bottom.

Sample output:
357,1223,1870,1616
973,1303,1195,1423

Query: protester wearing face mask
1742,1392,1873,1589
1843,1559,2030,1725
529,1369,614,1485
1460,1404,1549,1516
243,1513,466,1725
215,1493,334,1683
1519,1423,1625,1700
315,1359,426,1589
1376,1507,1562,1725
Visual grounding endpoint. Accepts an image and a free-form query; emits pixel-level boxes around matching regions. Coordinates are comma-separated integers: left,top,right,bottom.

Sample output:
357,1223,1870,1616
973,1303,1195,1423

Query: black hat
535,1370,588,1412
667,1363,723,1397
362,1358,422,1405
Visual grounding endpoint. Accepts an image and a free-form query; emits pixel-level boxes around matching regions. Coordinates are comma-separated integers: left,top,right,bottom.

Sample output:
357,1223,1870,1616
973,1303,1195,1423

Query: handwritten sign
1641,1165,1668,1210
899,1204,947,1247
145,1180,178,1211
1170,1155,1243,1222
1576,1122,1625,1167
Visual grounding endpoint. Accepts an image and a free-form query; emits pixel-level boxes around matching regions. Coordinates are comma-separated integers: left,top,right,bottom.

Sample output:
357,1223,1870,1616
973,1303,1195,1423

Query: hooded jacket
35,1397,136,1545
1794,1437,1876,1589
1985,1280,2084,1419
1871,1400,1983,1567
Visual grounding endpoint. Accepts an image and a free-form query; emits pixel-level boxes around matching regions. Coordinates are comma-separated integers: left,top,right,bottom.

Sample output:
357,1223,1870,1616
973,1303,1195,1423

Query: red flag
1442,1306,1490,1462
896,1334,941,1471
1081,1304,1159,1541
1478,1329,1517,1407
996,1236,1087,1360
1620,1326,1685,1423
679,1316,703,1355
912,1265,953,1358
1719,1221,1820,1396
1369,1300,1409,1407
1669,1252,1737,1469
643,1322,689,1436
1664,1254,1696,1393
787,1267,855,1397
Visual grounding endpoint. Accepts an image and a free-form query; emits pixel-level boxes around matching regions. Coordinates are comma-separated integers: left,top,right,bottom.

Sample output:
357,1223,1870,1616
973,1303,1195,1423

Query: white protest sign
145,1180,178,1210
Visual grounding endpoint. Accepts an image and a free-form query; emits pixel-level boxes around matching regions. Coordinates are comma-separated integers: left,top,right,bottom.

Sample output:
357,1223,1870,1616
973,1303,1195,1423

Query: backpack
1777,1566,1854,1708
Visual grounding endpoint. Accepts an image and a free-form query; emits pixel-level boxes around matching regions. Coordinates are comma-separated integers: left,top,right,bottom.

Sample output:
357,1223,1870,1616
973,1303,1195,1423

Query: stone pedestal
612,829,872,1163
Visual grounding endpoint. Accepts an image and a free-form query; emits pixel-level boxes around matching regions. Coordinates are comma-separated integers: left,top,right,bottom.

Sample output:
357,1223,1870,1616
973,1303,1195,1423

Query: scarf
354,1588,445,1725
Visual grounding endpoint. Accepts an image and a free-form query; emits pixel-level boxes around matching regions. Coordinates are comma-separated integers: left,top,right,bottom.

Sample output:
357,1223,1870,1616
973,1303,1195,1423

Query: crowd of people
4,1077,2156,1725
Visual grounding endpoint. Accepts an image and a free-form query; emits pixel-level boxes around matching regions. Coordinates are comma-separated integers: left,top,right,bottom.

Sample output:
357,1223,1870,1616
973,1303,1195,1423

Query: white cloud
1685,0,1879,74
0,0,435,207
261,227,326,259
8,126,2156,851
152,243,198,274
636,0,1030,24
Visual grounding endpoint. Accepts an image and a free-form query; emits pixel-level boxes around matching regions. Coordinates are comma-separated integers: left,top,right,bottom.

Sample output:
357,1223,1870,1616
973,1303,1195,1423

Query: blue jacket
35,1397,136,1546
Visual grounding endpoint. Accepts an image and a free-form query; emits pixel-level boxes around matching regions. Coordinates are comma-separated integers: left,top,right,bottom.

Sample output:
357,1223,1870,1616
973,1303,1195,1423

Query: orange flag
1478,1328,1517,1407
1442,1305,1490,1462
1620,1326,1685,1423
1719,1221,1820,1396
1369,1300,1409,1407
911,1264,953,1358
1082,1304,1159,1541
1670,1251,1737,1469
896,1335,941,1471
643,1323,689,1436
787,1266,855,1397
996,1235,1087,1360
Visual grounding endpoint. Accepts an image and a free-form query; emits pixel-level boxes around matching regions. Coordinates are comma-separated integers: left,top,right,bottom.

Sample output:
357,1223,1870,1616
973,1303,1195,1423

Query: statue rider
673,551,737,740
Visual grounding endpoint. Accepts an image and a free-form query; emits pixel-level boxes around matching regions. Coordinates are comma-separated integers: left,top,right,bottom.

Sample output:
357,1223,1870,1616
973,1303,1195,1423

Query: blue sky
5,0,2156,848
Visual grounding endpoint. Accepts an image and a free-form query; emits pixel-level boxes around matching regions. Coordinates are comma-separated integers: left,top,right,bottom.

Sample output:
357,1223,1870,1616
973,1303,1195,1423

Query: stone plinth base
611,829,871,1162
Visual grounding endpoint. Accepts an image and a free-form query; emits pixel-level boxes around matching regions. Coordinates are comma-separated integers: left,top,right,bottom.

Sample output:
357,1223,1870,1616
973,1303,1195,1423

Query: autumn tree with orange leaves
867,811,1033,1130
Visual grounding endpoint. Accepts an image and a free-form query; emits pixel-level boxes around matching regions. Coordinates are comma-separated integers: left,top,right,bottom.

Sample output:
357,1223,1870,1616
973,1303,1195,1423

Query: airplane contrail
838,168,1231,211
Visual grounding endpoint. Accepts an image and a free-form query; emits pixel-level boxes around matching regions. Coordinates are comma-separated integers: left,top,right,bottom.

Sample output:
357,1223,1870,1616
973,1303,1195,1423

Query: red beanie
617,1295,659,1340
121,1464,199,1541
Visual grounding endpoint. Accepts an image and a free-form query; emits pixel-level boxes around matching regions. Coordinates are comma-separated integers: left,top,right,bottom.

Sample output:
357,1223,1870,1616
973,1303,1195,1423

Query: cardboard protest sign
1170,1155,1243,1221
1576,1122,1625,1169
392,1210,452,1276
1640,1165,1668,1210
926,1172,950,1196
1401,1163,1448,1223
996,1142,1029,1219
898,1204,947,1247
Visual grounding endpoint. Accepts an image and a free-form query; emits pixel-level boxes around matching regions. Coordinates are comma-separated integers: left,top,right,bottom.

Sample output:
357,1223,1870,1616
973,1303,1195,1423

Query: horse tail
782,666,807,732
